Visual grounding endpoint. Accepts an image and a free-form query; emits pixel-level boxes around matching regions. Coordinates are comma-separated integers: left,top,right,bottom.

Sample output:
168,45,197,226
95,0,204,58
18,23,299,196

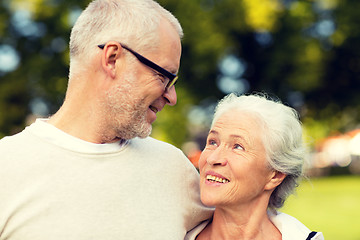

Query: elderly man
0,0,212,239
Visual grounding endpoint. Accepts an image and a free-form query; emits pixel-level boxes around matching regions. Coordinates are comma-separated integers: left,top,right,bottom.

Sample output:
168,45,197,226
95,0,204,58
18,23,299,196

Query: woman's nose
163,85,177,106
206,148,228,166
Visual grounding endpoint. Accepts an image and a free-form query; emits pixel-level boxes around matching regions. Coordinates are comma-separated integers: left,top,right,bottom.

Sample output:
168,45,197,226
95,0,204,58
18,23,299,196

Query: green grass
282,175,360,240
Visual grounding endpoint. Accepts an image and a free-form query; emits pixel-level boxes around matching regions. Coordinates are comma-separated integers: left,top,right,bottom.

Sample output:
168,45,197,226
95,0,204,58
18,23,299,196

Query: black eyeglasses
97,43,178,90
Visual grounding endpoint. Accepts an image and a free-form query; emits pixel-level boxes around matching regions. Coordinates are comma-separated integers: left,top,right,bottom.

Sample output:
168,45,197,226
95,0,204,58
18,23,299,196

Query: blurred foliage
0,0,360,149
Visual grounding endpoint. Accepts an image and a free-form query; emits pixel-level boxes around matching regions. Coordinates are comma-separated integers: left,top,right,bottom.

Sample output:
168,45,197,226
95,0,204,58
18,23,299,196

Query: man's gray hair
69,0,182,72
212,93,306,209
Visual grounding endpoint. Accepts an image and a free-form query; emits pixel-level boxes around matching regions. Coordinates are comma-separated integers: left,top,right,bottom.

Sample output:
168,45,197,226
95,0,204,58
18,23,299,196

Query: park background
0,0,359,239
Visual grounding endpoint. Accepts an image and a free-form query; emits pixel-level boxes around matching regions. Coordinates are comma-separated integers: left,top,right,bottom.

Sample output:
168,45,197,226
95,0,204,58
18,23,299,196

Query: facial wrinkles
103,71,151,140
230,121,270,202
202,113,271,204
219,114,264,156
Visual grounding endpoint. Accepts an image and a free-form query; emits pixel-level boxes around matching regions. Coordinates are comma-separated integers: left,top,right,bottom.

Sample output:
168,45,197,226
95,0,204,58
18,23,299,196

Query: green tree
1,0,360,149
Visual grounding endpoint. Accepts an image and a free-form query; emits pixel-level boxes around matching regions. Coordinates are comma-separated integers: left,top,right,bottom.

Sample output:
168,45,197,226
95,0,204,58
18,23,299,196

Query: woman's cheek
198,150,209,170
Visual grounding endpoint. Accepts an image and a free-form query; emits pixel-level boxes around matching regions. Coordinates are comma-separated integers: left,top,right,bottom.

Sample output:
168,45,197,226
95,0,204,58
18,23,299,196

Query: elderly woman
186,93,324,240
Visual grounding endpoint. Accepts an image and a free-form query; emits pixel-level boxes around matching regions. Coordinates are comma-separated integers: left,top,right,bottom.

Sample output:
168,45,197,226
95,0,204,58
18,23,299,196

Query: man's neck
48,102,116,144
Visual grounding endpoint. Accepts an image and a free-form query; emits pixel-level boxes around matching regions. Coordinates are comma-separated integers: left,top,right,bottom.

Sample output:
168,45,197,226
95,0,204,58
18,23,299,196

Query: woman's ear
265,171,286,191
101,42,122,78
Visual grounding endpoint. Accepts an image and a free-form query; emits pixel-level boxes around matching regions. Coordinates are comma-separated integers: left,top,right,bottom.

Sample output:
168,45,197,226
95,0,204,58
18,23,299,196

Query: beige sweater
0,120,212,240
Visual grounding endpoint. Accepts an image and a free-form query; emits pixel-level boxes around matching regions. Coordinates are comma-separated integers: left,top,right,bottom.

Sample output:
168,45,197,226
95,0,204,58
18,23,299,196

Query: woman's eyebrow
230,134,246,140
208,130,218,135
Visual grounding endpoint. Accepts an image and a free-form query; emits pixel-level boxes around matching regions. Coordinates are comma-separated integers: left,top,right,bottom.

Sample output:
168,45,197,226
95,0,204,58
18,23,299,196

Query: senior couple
0,0,324,239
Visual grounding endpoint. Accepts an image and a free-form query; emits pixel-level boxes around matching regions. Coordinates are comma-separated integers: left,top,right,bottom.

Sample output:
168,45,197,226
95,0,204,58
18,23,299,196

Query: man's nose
163,85,177,106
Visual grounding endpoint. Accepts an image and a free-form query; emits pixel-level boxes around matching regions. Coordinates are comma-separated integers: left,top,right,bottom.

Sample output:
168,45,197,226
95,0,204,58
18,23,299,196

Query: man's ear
101,42,122,79
265,171,286,191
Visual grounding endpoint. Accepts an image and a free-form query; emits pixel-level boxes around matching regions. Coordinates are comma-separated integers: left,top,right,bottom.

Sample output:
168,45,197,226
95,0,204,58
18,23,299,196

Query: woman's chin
200,194,218,207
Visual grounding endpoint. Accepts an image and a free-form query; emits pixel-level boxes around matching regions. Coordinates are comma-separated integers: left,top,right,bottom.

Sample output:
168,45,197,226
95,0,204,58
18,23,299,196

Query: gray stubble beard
101,74,152,141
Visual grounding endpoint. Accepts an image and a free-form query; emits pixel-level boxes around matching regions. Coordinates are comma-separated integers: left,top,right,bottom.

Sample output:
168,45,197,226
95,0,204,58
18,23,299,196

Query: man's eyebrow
163,65,178,75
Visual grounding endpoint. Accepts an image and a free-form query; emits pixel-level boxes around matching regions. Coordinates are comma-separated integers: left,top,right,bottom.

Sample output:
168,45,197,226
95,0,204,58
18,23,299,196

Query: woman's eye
234,144,244,150
208,139,217,146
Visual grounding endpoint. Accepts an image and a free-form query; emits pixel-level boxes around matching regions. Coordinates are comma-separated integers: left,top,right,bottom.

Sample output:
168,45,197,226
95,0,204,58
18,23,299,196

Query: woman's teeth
206,175,230,183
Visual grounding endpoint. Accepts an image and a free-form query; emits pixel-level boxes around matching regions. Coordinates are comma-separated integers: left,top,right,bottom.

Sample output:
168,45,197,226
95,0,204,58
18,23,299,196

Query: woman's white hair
69,0,183,75
212,93,306,210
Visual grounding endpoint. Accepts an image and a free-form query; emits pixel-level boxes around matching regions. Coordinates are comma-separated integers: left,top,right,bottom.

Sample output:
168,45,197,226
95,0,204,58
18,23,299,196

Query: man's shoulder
0,130,28,148
0,124,51,160
131,136,182,152
129,137,193,167
0,129,37,168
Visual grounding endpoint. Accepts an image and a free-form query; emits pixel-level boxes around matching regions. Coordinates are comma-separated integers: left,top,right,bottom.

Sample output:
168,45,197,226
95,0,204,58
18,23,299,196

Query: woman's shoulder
184,220,211,240
268,211,324,240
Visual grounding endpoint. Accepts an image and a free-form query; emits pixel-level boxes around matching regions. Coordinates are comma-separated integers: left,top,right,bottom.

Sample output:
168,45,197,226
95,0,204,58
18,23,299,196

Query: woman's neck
197,205,281,240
